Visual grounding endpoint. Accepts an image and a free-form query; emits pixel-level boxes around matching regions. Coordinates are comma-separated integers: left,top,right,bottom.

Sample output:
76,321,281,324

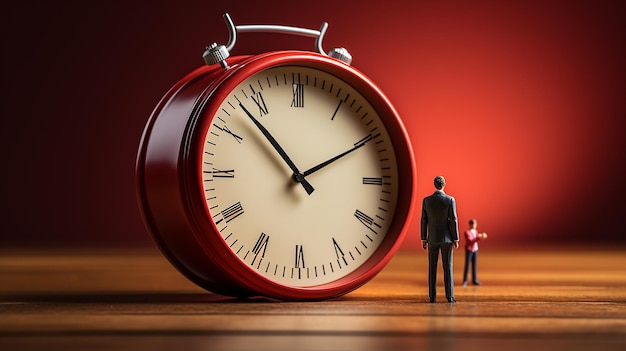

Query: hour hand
303,134,373,177
239,102,315,195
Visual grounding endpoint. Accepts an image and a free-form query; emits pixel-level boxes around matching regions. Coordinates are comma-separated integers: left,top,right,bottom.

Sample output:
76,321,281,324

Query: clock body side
136,55,254,298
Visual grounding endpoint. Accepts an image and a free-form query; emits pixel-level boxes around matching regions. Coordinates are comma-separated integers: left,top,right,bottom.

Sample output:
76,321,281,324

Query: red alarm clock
136,13,415,300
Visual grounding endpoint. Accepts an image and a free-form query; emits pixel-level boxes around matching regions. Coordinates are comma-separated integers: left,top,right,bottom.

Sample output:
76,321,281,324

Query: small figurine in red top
462,219,488,287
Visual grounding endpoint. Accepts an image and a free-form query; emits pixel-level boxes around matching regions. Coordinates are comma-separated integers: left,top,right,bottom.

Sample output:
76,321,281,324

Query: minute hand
239,102,315,195
303,134,373,177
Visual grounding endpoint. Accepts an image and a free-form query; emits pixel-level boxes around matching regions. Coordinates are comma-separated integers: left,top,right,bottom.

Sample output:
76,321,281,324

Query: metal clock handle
203,13,352,69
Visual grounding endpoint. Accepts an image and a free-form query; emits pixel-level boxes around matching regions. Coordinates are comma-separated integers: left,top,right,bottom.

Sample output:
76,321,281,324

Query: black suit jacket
420,190,459,243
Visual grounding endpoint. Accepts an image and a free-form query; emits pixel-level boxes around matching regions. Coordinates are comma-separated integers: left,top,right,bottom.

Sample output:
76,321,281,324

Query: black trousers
428,242,454,300
463,249,478,283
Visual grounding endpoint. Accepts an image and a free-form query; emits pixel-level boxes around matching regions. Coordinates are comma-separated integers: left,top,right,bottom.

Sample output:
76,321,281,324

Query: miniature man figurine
462,219,488,287
421,175,459,303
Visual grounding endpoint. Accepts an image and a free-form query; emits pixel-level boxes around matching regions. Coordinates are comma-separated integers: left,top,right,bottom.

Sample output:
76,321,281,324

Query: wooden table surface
1,247,625,351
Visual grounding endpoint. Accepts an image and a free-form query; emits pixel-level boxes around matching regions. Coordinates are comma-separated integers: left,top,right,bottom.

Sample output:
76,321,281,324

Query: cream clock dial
201,65,399,287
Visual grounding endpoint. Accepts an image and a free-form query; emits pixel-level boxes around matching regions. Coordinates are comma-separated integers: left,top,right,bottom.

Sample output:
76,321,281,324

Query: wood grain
1,247,625,351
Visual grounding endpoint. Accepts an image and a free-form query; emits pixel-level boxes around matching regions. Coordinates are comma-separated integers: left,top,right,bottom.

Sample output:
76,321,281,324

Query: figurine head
469,219,477,229
434,175,446,190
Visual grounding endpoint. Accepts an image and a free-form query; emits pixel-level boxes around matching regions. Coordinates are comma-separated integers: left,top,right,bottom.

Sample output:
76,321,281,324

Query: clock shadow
0,292,278,304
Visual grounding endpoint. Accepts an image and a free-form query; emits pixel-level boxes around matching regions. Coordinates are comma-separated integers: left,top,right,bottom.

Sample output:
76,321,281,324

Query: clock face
200,65,399,287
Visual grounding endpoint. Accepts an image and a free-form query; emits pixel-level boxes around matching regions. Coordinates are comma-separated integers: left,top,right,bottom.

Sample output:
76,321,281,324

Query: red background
2,0,625,249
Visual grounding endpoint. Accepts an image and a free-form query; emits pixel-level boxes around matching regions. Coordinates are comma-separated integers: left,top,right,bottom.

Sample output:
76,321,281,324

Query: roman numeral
291,83,304,107
295,244,305,268
211,168,235,178
251,233,269,267
213,124,243,143
354,209,381,234
363,177,383,185
214,202,244,226
331,100,343,120
333,237,348,268
251,91,268,116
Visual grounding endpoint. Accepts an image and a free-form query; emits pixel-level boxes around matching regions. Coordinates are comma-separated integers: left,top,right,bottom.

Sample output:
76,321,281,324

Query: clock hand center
239,102,315,195
303,134,373,177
